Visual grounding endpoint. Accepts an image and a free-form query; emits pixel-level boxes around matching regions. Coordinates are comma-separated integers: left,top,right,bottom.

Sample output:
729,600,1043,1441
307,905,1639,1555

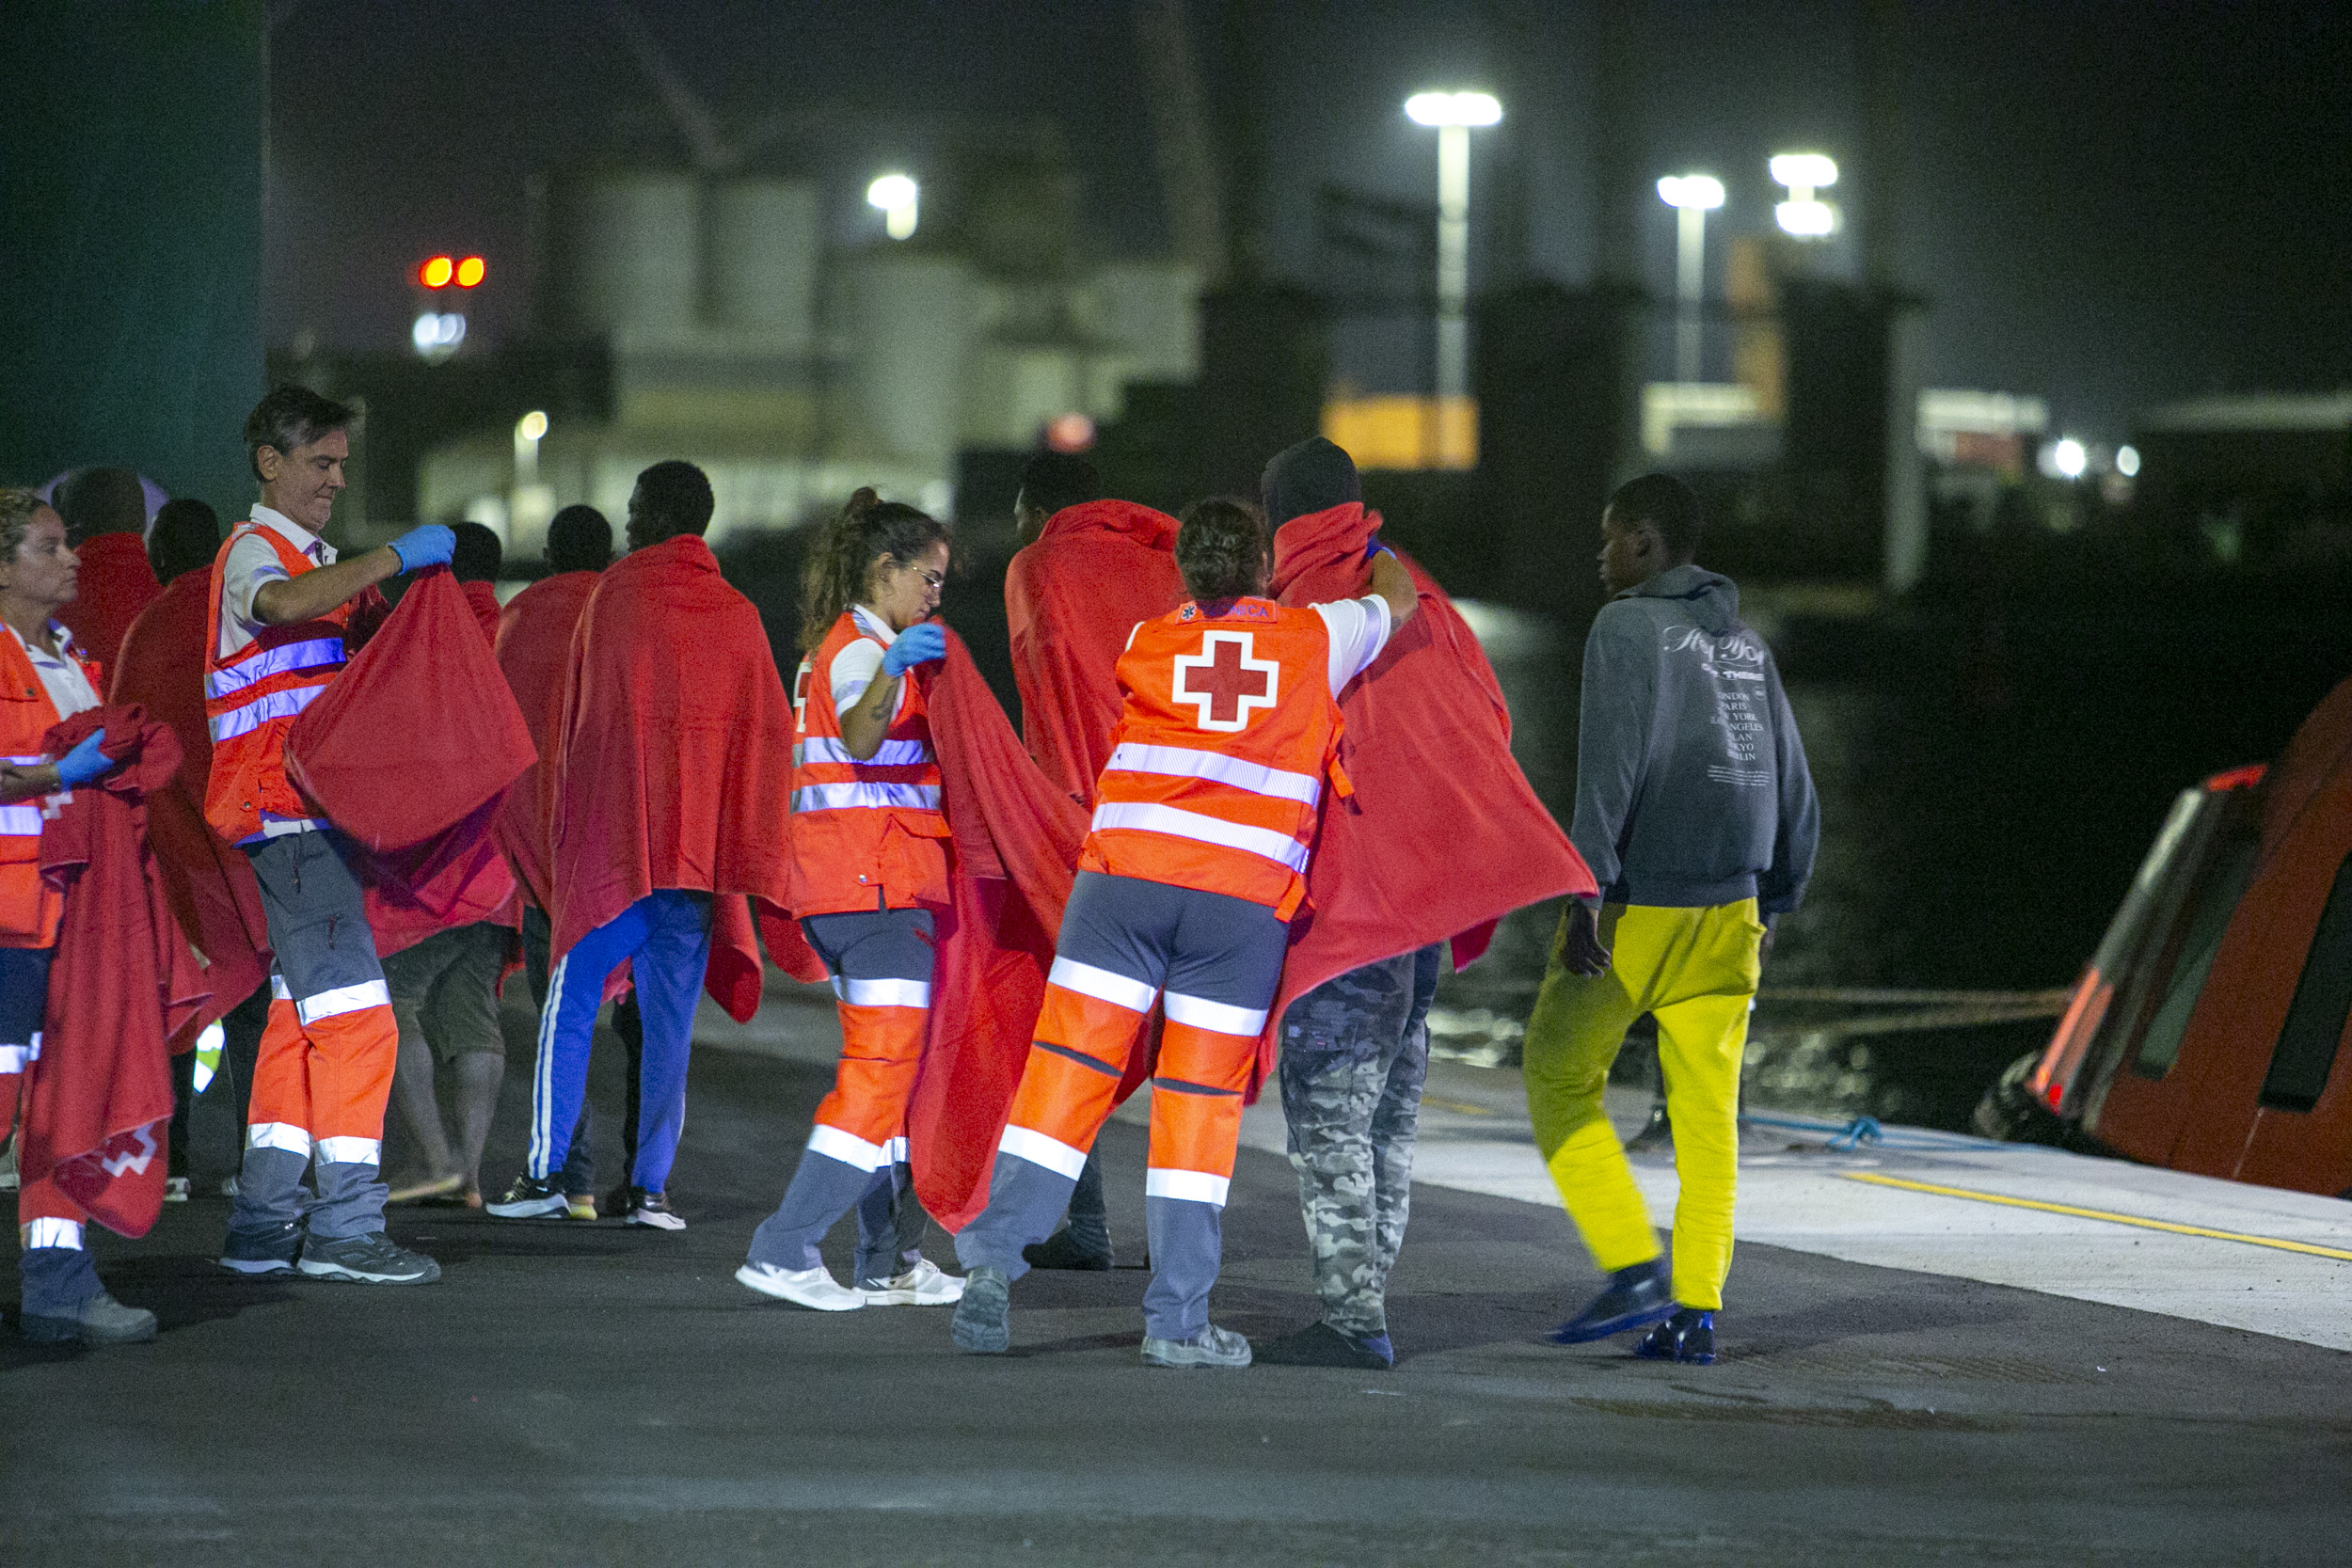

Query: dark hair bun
845,486,882,520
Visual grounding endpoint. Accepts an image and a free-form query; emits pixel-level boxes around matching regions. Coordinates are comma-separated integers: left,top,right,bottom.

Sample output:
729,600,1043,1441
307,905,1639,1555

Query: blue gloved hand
881,621,948,677
388,524,455,574
56,728,111,787
1363,538,1395,563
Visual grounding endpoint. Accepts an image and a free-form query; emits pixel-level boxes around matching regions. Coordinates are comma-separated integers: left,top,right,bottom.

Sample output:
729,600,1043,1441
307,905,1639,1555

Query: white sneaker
860,1258,964,1307
735,1261,866,1311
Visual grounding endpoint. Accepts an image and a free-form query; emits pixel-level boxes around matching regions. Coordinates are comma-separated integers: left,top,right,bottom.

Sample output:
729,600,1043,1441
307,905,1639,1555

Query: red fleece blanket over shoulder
492,571,600,913
108,570,272,1030
57,531,160,682
9,710,210,1237
1006,499,1186,807
548,535,791,1022
1263,503,1596,1085
758,629,1089,1231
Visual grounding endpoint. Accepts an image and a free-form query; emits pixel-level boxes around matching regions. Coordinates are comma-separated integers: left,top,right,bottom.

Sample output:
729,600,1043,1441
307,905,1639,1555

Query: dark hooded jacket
1572,564,1818,914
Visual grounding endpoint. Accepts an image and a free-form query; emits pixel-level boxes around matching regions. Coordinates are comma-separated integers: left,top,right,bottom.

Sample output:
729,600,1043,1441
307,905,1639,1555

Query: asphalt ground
6,1017,2351,1567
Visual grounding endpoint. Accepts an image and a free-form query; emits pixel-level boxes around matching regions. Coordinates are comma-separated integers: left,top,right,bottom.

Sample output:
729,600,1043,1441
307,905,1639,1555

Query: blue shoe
1632,1307,1716,1365
1549,1259,1675,1344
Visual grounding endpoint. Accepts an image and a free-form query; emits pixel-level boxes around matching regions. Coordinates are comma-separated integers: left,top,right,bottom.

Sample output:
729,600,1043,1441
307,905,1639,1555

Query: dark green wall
0,0,265,513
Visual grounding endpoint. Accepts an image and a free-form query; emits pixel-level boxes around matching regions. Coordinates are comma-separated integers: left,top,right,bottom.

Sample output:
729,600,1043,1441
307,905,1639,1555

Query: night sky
265,0,2352,444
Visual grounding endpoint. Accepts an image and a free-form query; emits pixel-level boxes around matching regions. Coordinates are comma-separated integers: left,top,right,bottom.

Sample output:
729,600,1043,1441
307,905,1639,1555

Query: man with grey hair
210,385,458,1286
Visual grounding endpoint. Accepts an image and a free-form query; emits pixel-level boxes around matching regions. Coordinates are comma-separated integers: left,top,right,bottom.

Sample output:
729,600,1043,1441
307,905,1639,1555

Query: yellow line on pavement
1841,1172,2352,1262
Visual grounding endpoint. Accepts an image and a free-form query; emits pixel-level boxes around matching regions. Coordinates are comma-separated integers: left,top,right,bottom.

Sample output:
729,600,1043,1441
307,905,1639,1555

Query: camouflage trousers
1276,944,1442,1338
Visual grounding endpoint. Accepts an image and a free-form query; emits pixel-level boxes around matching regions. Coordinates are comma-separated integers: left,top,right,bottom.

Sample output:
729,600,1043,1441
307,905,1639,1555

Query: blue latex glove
56,728,111,787
882,621,948,677
388,524,455,573
1363,538,1395,563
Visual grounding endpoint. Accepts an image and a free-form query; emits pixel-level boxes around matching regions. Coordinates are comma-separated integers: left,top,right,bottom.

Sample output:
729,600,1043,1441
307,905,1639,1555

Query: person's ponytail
798,486,951,650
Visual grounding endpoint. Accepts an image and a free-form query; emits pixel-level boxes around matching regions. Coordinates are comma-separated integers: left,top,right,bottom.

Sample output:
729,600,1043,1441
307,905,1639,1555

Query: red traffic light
454,256,485,288
418,255,454,289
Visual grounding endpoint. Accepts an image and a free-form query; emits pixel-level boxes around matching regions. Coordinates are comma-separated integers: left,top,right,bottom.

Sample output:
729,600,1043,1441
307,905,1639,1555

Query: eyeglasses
905,565,945,590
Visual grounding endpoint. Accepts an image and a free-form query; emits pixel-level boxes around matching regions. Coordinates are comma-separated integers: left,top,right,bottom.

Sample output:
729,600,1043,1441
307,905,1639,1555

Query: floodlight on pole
866,173,919,241
1657,174,1724,383
1770,151,1840,239
1404,90,1502,418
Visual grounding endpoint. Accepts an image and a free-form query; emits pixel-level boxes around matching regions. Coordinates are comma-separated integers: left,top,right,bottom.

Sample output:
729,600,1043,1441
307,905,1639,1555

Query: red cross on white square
1172,630,1279,732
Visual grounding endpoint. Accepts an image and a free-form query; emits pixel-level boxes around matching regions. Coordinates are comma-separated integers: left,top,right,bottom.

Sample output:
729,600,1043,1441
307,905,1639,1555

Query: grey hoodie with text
1570,564,1819,914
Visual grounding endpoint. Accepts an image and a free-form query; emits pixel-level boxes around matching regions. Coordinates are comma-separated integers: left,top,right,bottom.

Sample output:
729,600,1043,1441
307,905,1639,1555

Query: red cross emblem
1172,630,1279,732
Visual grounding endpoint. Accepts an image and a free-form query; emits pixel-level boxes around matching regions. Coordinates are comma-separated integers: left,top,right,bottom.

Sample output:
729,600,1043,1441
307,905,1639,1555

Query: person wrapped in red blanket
53,467,160,676
109,499,273,1047
1002,453,1186,1270
1251,436,1597,1369
373,523,528,1208
486,462,790,1232
491,503,621,1217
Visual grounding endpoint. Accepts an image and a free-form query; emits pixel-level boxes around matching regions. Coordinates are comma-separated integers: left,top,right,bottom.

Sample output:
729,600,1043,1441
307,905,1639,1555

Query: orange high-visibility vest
203,522,353,844
1083,597,1345,920
0,626,100,948
785,610,951,916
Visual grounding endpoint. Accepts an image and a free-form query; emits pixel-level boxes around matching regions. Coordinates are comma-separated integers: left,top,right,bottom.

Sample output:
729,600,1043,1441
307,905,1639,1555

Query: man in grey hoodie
1525,473,1818,1365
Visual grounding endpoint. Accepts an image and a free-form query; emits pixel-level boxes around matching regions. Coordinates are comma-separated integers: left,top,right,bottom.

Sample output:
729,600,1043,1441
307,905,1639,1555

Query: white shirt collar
851,605,898,645
251,504,331,562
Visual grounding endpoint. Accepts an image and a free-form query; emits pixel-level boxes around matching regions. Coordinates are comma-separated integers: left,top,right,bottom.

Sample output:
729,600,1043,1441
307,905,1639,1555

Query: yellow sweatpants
1521,899,1763,1310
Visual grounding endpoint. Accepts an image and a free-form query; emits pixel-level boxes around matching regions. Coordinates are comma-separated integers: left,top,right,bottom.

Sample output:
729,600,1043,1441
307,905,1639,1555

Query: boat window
2257,850,2352,1114
2126,800,2262,1080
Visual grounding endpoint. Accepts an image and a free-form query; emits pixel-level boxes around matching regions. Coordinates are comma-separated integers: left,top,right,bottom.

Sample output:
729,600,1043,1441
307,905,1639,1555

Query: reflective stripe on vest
202,523,351,841
1086,599,1343,911
784,610,951,915
0,755,41,839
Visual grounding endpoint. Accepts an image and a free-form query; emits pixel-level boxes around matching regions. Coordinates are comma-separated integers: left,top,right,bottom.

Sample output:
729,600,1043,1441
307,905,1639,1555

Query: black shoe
298,1231,441,1285
1627,1101,1674,1152
600,1181,633,1218
485,1174,568,1219
1549,1259,1675,1344
1022,1227,1113,1271
1633,1307,1716,1365
1252,1321,1394,1369
951,1264,1010,1354
219,1219,302,1275
21,1291,158,1346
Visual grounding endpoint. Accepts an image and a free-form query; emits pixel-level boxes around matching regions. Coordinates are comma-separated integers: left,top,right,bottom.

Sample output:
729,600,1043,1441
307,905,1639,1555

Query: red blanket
757,631,1088,1230
108,570,272,1031
367,582,523,958
287,567,535,854
492,571,599,912
57,531,160,682
10,709,209,1236
1262,503,1596,1085
548,535,790,1022
1006,500,1186,807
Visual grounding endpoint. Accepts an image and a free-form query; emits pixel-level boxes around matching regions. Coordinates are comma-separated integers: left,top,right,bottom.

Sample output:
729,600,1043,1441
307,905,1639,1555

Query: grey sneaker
1141,1323,1253,1370
950,1264,1010,1354
298,1231,441,1285
21,1291,158,1346
219,1219,302,1276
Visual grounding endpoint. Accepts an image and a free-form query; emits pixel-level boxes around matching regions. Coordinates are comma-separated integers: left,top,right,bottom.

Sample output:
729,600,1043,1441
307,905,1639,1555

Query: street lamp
1769,151,1838,239
866,173,919,241
1656,173,1724,384
1405,90,1502,412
